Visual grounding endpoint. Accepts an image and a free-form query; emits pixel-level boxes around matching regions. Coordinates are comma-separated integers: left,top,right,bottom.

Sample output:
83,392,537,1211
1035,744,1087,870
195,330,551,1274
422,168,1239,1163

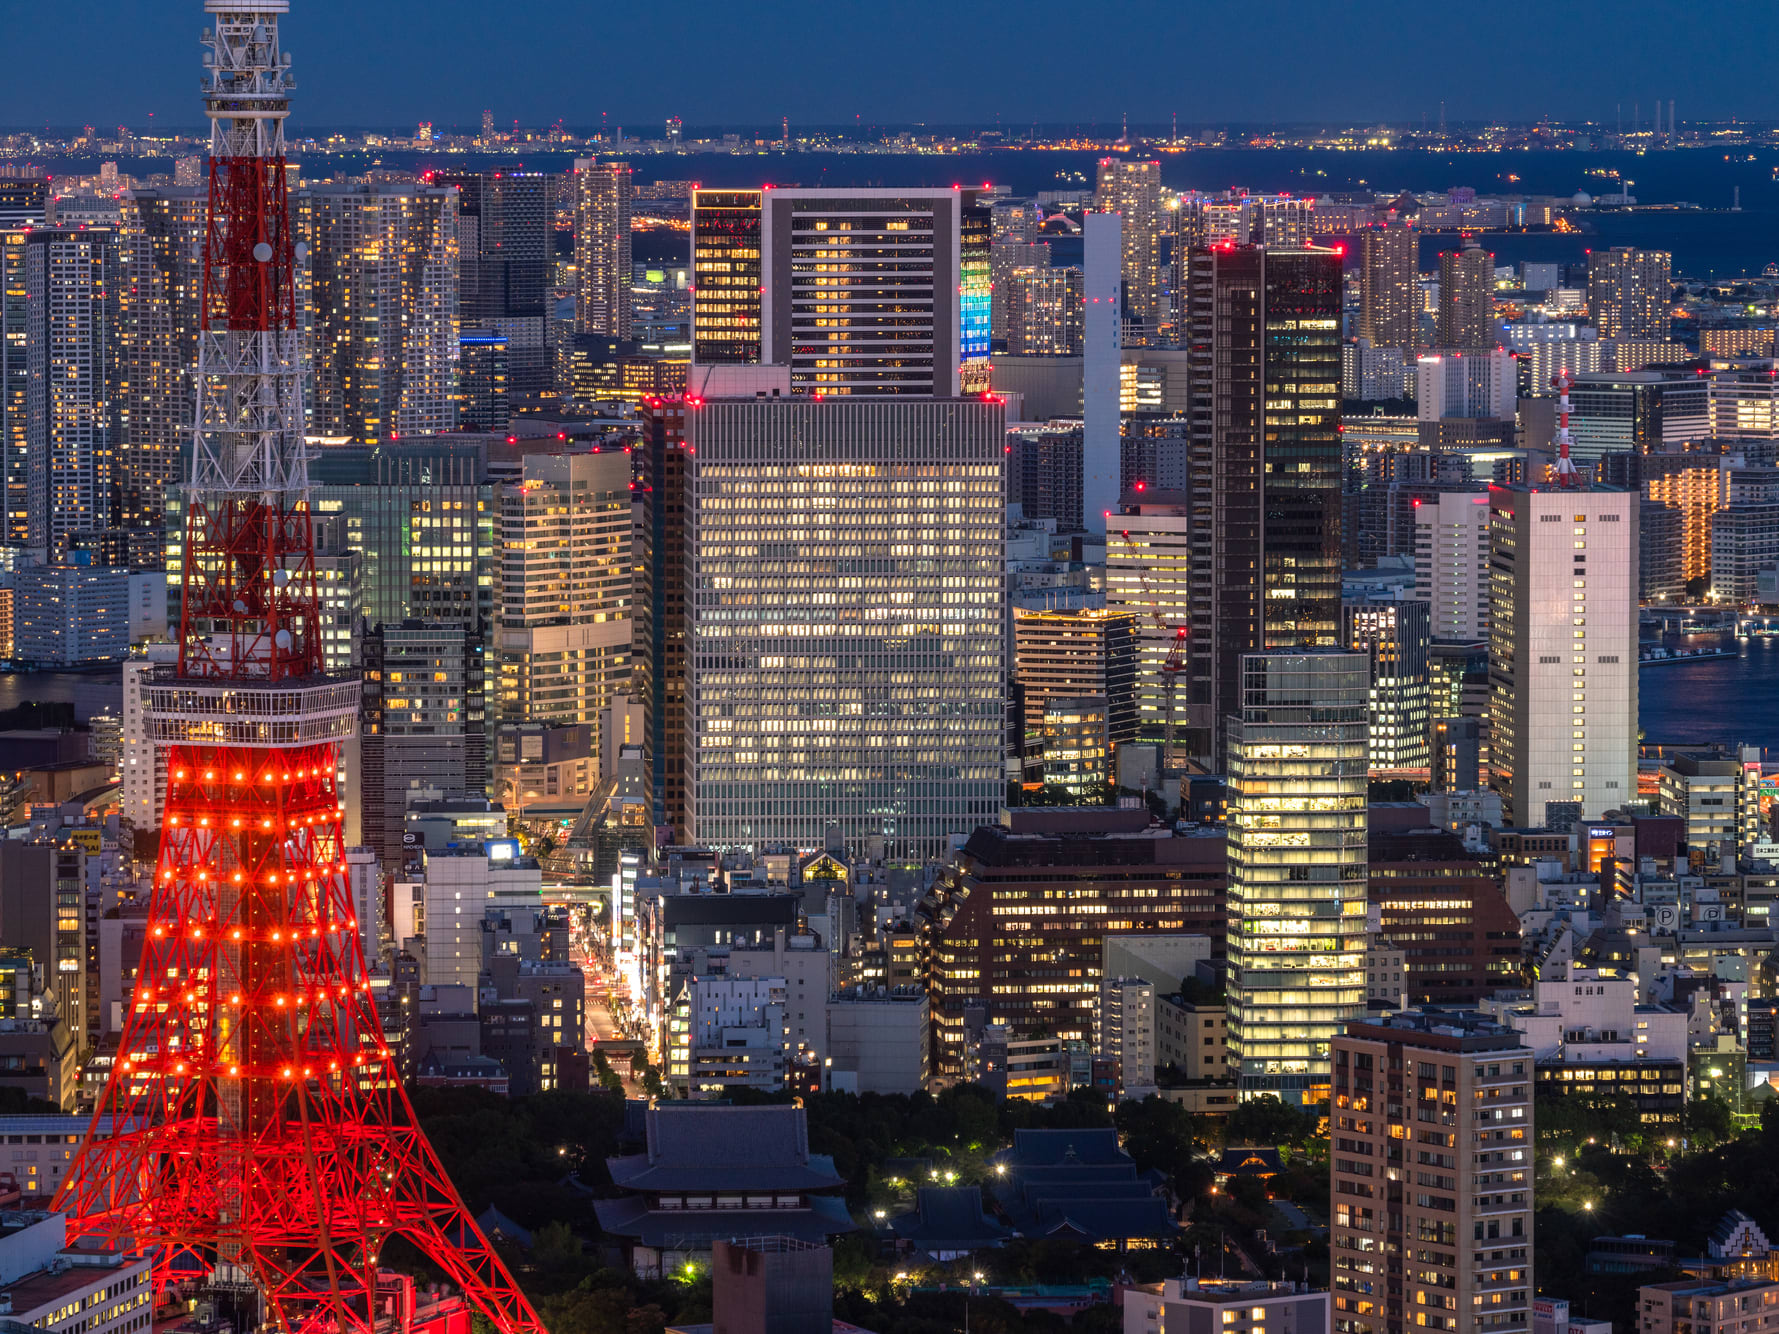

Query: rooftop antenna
1552,369,1581,487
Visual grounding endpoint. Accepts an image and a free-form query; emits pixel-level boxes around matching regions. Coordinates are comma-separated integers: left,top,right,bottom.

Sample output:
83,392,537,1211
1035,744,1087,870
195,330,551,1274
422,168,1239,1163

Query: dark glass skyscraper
436,170,559,398
690,190,762,366
1177,243,1344,765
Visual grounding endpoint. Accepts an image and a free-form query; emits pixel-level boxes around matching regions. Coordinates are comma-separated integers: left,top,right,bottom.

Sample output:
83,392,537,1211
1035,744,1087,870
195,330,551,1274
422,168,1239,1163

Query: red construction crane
53,6,545,1333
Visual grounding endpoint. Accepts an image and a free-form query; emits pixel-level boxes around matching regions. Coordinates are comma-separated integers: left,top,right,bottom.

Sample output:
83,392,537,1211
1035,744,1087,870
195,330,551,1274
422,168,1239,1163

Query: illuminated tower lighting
52,6,546,1332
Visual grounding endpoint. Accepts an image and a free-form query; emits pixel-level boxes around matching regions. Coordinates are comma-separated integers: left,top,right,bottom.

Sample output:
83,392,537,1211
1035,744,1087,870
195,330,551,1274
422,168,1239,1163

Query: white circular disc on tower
253,242,274,262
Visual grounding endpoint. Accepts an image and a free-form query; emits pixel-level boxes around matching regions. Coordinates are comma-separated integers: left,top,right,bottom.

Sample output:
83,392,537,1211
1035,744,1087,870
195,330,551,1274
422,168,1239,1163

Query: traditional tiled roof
605,1103,847,1194
593,1194,856,1247
890,1187,1011,1249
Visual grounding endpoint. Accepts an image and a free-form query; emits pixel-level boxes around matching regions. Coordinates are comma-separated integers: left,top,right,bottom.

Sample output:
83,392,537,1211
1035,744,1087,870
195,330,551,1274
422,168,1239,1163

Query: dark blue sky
7,0,1779,131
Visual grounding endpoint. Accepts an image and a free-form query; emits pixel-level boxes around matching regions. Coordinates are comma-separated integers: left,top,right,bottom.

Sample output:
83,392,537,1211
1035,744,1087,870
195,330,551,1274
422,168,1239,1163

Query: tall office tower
298,183,459,445
1331,1014,1535,1334
572,159,632,338
0,179,49,227
23,228,119,558
1012,605,1139,760
1413,490,1493,640
1082,212,1122,530
689,189,762,365
1106,499,1191,765
493,450,633,732
959,200,994,390
0,839,87,1034
1094,159,1163,341
755,188,982,396
635,397,691,835
116,188,204,535
1226,651,1369,1101
456,328,509,431
1008,427,1083,528
1436,240,1496,351
0,185,49,544
1589,246,1672,340
1640,453,1731,584
1177,244,1344,766
1416,349,1516,421
1342,599,1432,772
58,2,544,1326
1360,222,1419,357
1005,265,1084,355
1708,364,1779,446
1489,485,1638,827
1259,196,1314,249
684,396,1004,862
990,239,1051,343
436,170,558,398
361,621,487,869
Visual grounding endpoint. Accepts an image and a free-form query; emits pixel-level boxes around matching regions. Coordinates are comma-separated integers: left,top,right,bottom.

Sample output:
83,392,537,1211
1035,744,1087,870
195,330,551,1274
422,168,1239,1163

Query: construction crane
1120,529,1190,779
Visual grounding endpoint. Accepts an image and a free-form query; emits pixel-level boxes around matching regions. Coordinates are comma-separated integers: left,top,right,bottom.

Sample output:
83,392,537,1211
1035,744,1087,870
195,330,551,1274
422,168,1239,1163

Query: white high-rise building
1097,976,1156,1095
685,397,1004,863
1413,491,1494,641
1417,348,1516,421
1226,651,1369,1101
1488,485,1639,827
420,844,543,989
1106,501,1192,766
573,159,633,338
121,645,178,832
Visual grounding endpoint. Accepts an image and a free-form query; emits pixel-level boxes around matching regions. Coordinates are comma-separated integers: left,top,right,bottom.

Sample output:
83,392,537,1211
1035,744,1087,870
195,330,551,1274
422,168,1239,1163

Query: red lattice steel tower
53,6,546,1333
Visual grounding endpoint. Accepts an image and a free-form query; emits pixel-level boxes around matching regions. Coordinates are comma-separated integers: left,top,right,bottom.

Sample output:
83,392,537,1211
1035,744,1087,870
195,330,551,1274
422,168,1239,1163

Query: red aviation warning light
52,6,546,1333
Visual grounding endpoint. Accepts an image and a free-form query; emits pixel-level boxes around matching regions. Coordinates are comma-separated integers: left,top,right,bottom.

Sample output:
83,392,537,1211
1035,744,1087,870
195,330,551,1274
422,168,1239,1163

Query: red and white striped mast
1551,368,1581,488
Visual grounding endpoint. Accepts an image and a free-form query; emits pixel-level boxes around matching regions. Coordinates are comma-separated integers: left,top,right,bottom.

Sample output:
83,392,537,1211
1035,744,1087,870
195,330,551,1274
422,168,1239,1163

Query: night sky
7,0,1779,130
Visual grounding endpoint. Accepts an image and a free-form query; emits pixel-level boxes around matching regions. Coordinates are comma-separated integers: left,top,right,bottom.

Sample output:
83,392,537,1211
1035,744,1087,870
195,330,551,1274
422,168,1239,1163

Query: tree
1117,1096,1210,1200
1225,1097,1314,1147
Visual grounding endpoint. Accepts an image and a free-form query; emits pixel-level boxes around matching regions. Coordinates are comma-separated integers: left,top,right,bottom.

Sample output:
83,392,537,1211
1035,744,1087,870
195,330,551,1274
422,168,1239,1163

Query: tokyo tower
53,5,546,1333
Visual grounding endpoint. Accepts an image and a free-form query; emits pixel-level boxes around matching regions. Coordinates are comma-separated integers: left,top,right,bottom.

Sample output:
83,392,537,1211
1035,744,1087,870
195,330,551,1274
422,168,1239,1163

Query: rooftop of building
606,1103,847,1195
1347,1009,1532,1052
1642,1277,1779,1298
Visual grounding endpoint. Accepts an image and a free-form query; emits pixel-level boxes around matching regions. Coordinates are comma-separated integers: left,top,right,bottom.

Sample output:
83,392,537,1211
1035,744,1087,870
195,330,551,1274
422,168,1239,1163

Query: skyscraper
1331,1013,1535,1334
1342,599,1432,773
116,187,205,536
1412,490,1493,641
1488,484,1638,827
1175,243,1344,765
1106,499,1191,766
573,160,633,339
1005,265,1084,355
635,397,691,835
298,182,459,444
990,238,1050,344
0,184,49,544
1094,159,1163,341
757,188,981,396
436,170,559,398
1359,222,1418,358
1589,246,1672,340
493,450,633,734
1226,651,1369,1101
361,621,488,870
23,228,119,558
456,328,510,431
684,396,1004,862
690,189,762,366
1436,240,1496,351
